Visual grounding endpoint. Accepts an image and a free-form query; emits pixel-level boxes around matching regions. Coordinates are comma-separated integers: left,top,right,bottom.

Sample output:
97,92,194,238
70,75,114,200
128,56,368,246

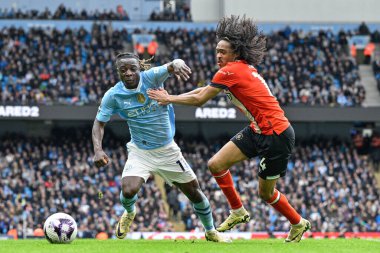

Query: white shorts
122,141,197,186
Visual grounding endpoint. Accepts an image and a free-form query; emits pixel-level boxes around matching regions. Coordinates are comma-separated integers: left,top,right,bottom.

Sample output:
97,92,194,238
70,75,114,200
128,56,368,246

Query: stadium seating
0,129,379,237
0,25,375,107
0,4,130,21
0,3,192,22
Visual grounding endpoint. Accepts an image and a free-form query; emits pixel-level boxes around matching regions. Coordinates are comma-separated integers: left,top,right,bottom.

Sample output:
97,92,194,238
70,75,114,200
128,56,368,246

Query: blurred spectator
358,22,371,35
135,42,145,58
363,42,375,64
352,132,371,155
116,5,130,21
350,43,357,59
149,2,191,21
166,187,181,221
147,38,159,57
370,132,380,171
373,59,380,91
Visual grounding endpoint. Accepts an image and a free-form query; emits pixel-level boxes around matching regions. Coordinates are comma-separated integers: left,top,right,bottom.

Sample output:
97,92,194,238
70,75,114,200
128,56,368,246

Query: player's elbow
193,98,206,107
192,96,208,107
92,119,105,133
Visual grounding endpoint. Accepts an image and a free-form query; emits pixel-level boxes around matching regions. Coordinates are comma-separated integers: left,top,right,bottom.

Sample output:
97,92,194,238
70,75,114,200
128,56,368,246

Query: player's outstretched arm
179,87,205,96
150,87,205,106
147,85,222,107
166,59,192,81
92,119,110,168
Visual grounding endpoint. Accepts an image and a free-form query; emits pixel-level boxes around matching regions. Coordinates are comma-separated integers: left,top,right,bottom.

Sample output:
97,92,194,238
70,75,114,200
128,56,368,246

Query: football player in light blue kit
92,52,230,242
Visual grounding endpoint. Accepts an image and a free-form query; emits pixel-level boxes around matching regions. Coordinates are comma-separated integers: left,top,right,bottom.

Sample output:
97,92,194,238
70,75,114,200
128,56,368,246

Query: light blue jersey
96,65,175,150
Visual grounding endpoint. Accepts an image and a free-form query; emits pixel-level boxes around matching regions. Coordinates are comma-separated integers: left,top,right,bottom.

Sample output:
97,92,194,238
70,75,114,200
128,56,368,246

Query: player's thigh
156,165,197,187
258,126,295,180
208,141,248,171
122,148,153,195
154,143,197,186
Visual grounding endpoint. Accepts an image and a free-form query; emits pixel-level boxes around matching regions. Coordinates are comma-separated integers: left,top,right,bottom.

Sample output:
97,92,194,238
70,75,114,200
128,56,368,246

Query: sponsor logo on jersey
124,101,159,118
137,93,146,104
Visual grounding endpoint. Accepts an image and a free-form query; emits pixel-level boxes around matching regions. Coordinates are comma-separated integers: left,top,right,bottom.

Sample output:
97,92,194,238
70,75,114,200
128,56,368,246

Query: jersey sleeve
96,90,116,122
210,66,238,89
143,65,170,88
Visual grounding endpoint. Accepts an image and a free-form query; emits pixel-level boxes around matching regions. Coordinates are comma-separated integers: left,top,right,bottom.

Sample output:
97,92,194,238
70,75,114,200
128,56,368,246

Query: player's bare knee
188,189,204,203
207,158,224,173
121,185,139,198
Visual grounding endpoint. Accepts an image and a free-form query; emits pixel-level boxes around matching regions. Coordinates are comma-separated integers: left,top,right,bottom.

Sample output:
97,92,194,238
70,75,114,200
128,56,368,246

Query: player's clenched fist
171,59,192,81
93,150,110,168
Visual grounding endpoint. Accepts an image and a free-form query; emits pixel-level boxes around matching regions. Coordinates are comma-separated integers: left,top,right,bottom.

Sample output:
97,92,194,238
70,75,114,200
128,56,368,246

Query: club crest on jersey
136,93,146,104
236,133,243,140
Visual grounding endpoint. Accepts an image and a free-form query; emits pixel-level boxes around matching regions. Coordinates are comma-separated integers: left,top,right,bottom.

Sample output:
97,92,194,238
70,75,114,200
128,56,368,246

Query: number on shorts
176,160,185,171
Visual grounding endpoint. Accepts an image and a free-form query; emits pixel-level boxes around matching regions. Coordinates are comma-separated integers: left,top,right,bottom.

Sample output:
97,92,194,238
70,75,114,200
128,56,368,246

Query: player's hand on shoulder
93,150,110,168
172,59,192,81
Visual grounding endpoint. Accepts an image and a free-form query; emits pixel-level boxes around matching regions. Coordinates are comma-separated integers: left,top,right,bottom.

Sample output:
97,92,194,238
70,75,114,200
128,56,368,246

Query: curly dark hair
216,15,266,66
115,52,154,70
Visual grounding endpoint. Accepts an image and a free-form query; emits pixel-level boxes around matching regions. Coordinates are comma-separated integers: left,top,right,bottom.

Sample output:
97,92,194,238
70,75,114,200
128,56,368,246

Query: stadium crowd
0,128,172,239
0,3,192,22
0,24,374,107
149,2,192,22
0,128,379,238
0,4,130,21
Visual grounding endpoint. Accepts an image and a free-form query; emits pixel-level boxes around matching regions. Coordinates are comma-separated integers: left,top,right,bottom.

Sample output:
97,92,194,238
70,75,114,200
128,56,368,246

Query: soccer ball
43,212,78,244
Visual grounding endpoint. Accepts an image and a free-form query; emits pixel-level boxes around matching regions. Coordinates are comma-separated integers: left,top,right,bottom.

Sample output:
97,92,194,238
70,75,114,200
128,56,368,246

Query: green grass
1,239,379,253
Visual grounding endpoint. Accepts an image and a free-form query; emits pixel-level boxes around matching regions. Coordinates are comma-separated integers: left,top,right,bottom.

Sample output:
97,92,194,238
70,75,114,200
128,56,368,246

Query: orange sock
267,189,301,225
212,170,242,210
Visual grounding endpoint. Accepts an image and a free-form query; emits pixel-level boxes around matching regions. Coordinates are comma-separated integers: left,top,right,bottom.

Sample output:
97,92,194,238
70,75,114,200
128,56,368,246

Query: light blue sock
192,192,215,231
120,191,137,213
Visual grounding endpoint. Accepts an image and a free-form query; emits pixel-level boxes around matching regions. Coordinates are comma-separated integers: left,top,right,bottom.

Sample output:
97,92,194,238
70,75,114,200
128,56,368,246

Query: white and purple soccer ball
43,212,78,244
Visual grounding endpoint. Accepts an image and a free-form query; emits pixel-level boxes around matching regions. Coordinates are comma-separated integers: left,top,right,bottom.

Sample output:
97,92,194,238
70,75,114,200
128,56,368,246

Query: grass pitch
1,238,379,253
